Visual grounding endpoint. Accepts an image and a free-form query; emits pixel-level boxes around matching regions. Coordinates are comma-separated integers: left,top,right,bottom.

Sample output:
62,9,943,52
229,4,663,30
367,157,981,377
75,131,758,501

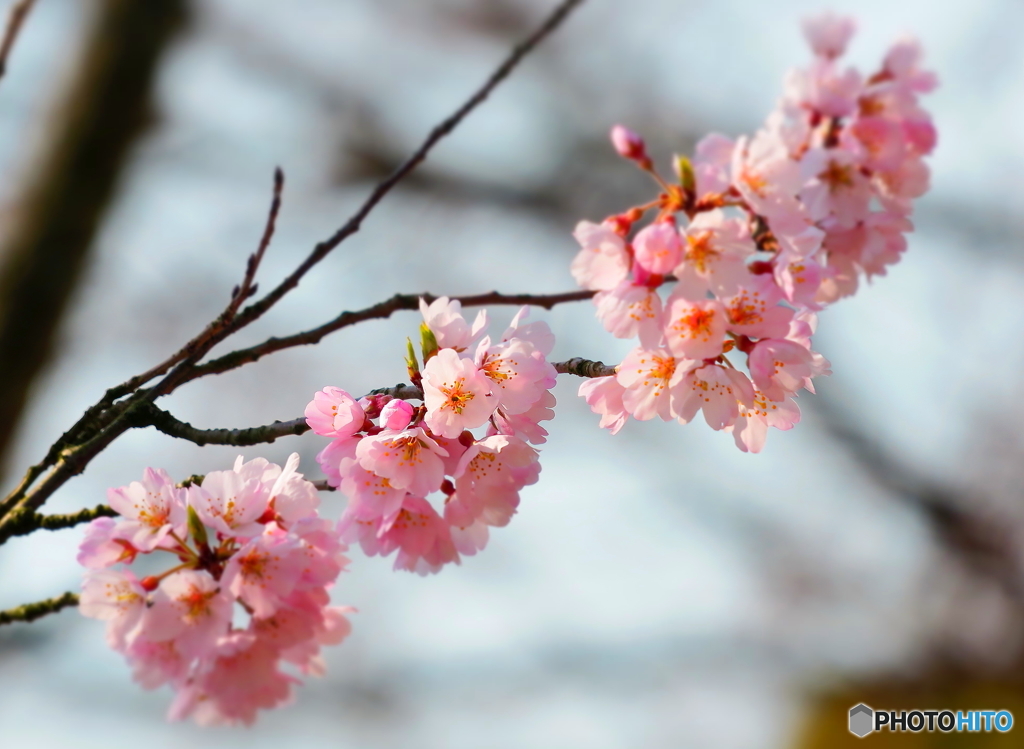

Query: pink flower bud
380,399,415,431
610,125,647,161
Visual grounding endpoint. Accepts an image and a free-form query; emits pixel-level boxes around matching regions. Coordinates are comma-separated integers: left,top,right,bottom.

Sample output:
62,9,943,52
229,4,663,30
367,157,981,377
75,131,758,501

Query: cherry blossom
105,467,186,552
617,347,682,422
594,280,665,349
78,456,352,725
422,348,499,438
571,220,630,291
304,386,365,439
419,296,487,351
663,293,726,361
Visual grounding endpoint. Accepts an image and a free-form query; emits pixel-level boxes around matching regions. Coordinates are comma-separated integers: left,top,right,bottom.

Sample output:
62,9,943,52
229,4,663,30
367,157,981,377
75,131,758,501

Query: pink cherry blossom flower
663,292,726,361
169,634,295,726
765,205,826,259
882,37,938,94
249,592,331,654
379,399,415,430
617,347,683,421
105,467,186,553
422,348,499,438
287,517,349,589
731,131,803,220
727,390,801,453
670,363,755,430
610,124,647,161
846,116,906,174
784,60,862,118
221,532,307,619
125,636,190,689
691,133,734,199
874,156,930,211
501,306,556,356
446,435,539,529
799,147,871,228
578,375,629,434
492,389,556,444
571,220,631,291
858,211,913,278
594,280,665,349
722,279,794,340
748,338,824,401
355,426,448,497
449,521,490,556
188,467,268,539
773,252,825,309
340,462,408,523
77,516,138,569
341,495,459,575
674,209,755,297
475,335,556,416
633,222,682,276
802,12,856,59
143,570,233,660
419,296,488,351
261,452,321,527
314,434,360,489
431,433,469,476
304,386,365,439
80,569,147,650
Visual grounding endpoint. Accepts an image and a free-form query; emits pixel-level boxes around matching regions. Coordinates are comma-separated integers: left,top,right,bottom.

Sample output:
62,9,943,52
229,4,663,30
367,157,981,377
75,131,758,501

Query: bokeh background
0,0,1022,746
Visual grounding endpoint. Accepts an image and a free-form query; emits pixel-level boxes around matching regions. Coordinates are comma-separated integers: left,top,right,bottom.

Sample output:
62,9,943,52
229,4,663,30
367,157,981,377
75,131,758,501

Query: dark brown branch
187,289,595,383
105,167,286,402
142,407,309,447
312,479,336,492
139,362,610,448
0,0,188,481
554,357,617,378
0,591,79,626
0,0,36,82
3,503,116,538
0,0,587,539
812,396,1024,603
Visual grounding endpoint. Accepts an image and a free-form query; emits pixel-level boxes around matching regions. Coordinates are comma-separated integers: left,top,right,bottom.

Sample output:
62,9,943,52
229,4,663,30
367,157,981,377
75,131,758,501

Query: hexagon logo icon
849,704,874,738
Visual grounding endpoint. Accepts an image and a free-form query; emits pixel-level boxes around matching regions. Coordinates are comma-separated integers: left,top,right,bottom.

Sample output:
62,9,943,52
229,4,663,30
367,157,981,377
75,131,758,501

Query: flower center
439,378,475,414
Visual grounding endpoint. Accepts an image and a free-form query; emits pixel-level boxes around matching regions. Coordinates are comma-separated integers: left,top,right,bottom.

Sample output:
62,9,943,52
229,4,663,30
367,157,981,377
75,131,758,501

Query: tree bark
0,0,189,479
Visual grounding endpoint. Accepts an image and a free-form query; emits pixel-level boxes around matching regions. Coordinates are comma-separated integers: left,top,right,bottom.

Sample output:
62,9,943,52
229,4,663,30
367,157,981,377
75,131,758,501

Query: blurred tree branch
811,395,1024,604
0,591,77,626
0,0,591,546
0,0,36,83
0,0,188,477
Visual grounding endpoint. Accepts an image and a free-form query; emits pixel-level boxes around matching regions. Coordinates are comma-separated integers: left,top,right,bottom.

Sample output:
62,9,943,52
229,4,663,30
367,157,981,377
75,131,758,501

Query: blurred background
0,0,1021,746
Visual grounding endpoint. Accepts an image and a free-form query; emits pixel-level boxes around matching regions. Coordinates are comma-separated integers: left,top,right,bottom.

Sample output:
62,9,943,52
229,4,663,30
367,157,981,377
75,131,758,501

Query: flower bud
380,399,415,431
610,125,647,162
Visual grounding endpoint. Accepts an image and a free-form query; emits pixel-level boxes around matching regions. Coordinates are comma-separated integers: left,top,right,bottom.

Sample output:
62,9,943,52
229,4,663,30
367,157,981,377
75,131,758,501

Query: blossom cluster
77,456,352,725
309,297,556,574
574,14,935,452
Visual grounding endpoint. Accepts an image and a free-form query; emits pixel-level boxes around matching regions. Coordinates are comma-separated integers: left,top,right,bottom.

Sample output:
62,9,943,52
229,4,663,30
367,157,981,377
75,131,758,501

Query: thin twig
106,168,286,400
0,169,286,517
217,0,588,346
186,288,595,383
3,503,117,538
0,0,587,537
0,0,36,82
554,357,617,378
0,591,79,626
141,361,611,448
